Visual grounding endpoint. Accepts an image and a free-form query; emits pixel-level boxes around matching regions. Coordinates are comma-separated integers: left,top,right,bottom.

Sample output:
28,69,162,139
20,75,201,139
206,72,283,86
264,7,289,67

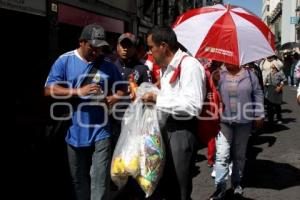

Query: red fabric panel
196,11,240,65
207,138,216,165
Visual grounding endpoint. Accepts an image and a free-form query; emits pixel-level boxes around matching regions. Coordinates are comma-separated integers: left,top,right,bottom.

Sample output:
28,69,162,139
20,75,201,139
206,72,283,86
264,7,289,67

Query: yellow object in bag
126,156,140,174
136,175,152,194
111,157,126,175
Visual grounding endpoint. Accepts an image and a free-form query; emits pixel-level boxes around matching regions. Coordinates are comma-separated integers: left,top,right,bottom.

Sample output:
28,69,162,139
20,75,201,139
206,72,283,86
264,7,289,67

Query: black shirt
112,58,152,121
114,58,152,85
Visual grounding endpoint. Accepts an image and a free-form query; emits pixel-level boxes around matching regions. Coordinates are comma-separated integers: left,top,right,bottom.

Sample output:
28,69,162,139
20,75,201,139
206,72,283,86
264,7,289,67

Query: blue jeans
214,122,252,188
67,138,111,200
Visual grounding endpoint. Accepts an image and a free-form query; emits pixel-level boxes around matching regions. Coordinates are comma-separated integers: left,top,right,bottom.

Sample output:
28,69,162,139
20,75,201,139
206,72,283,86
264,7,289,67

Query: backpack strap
204,65,222,114
246,68,255,102
246,69,257,115
169,55,189,84
80,57,104,87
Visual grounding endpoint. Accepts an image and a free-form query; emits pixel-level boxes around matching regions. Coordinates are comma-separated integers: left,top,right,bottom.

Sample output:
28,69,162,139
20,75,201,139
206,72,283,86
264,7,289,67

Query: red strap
169,55,189,84
203,65,222,113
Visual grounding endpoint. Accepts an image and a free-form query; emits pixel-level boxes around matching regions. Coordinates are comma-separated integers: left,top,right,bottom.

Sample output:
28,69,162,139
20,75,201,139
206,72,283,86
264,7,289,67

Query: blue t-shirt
45,50,123,147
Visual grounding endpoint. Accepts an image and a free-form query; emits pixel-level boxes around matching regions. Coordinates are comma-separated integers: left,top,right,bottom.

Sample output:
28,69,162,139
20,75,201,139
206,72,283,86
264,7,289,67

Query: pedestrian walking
209,64,264,200
142,26,206,200
112,32,152,121
112,32,152,200
292,52,300,87
265,60,287,124
111,31,152,145
44,23,125,200
282,53,294,86
297,84,300,105
260,55,283,86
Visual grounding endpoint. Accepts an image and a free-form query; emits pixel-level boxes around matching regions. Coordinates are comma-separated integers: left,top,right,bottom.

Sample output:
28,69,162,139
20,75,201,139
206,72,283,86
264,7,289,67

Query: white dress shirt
156,49,206,116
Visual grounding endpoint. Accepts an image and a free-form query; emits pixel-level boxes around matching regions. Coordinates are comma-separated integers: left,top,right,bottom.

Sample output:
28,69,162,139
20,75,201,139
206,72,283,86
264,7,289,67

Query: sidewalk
191,86,300,200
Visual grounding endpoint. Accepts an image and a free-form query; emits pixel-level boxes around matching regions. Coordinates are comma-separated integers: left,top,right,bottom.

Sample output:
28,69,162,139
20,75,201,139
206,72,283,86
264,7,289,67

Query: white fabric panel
231,7,252,15
173,11,225,56
210,4,226,9
230,12,274,65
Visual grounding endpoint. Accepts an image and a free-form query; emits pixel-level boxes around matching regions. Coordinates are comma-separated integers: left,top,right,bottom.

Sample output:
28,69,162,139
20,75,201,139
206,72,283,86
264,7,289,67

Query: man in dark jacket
112,32,152,199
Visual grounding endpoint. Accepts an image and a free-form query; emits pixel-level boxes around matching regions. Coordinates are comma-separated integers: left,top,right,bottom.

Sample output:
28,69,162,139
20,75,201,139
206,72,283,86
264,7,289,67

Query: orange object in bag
129,74,138,100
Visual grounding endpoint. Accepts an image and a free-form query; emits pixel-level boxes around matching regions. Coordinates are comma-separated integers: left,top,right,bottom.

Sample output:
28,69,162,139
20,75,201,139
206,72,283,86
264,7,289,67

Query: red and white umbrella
173,4,275,66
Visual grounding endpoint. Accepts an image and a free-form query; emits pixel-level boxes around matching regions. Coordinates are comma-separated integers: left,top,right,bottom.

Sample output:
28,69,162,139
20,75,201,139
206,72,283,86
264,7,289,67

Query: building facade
262,0,299,51
268,0,282,49
296,0,300,43
281,0,297,45
262,0,270,25
136,0,223,38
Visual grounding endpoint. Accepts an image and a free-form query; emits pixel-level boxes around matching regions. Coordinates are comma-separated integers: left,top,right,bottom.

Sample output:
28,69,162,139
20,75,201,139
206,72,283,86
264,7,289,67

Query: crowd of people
44,23,300,200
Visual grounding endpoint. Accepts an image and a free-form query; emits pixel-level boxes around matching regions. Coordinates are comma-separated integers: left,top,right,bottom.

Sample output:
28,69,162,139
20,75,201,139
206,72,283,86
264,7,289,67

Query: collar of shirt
169,49,185,70
161,49,187,77
75,49,92,64
221,68,248,84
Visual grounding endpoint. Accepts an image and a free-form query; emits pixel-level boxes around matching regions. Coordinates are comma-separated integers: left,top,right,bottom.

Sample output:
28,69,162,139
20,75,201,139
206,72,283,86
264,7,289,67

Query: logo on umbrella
205,47,233,57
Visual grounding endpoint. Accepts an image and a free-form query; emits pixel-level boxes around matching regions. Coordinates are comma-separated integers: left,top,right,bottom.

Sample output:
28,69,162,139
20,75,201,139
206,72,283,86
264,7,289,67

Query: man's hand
78,84,101,96
45,84,100,97
275,86,282,93
106,95,120,108
142,92,157,103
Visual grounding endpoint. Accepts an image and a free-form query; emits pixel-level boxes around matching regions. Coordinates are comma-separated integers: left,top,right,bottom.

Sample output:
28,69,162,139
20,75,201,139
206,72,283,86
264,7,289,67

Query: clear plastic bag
111,83,165,197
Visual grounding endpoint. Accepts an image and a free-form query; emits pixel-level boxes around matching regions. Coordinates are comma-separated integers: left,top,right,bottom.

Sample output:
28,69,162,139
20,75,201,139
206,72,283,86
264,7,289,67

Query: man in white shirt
142,26,206,200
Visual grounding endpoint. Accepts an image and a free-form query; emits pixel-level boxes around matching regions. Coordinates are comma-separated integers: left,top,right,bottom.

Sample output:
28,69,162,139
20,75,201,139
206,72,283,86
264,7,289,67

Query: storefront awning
58,4,124,33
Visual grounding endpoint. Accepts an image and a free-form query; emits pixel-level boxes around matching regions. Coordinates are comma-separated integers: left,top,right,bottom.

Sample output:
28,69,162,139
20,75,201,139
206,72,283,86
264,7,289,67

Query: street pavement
191,86,300,200
20,86,299,200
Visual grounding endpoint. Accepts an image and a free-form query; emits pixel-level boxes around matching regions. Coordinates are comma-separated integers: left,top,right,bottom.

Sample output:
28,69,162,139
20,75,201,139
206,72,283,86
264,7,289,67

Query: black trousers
149,115,199,200
266,100,282,122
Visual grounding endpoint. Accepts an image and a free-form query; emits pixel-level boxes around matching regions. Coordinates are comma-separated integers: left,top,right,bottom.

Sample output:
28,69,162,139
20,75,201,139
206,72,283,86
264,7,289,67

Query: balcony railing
269,2,282,23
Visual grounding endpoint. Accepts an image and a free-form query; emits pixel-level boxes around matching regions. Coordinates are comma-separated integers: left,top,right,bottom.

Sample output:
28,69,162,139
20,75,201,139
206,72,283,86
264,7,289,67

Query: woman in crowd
209,63,264,200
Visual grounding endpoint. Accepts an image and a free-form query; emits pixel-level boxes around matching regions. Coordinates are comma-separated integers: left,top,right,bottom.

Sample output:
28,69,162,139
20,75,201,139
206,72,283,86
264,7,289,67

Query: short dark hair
136,36,147,50
147,26,178,52
293,52,299,60
79,38,88,43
